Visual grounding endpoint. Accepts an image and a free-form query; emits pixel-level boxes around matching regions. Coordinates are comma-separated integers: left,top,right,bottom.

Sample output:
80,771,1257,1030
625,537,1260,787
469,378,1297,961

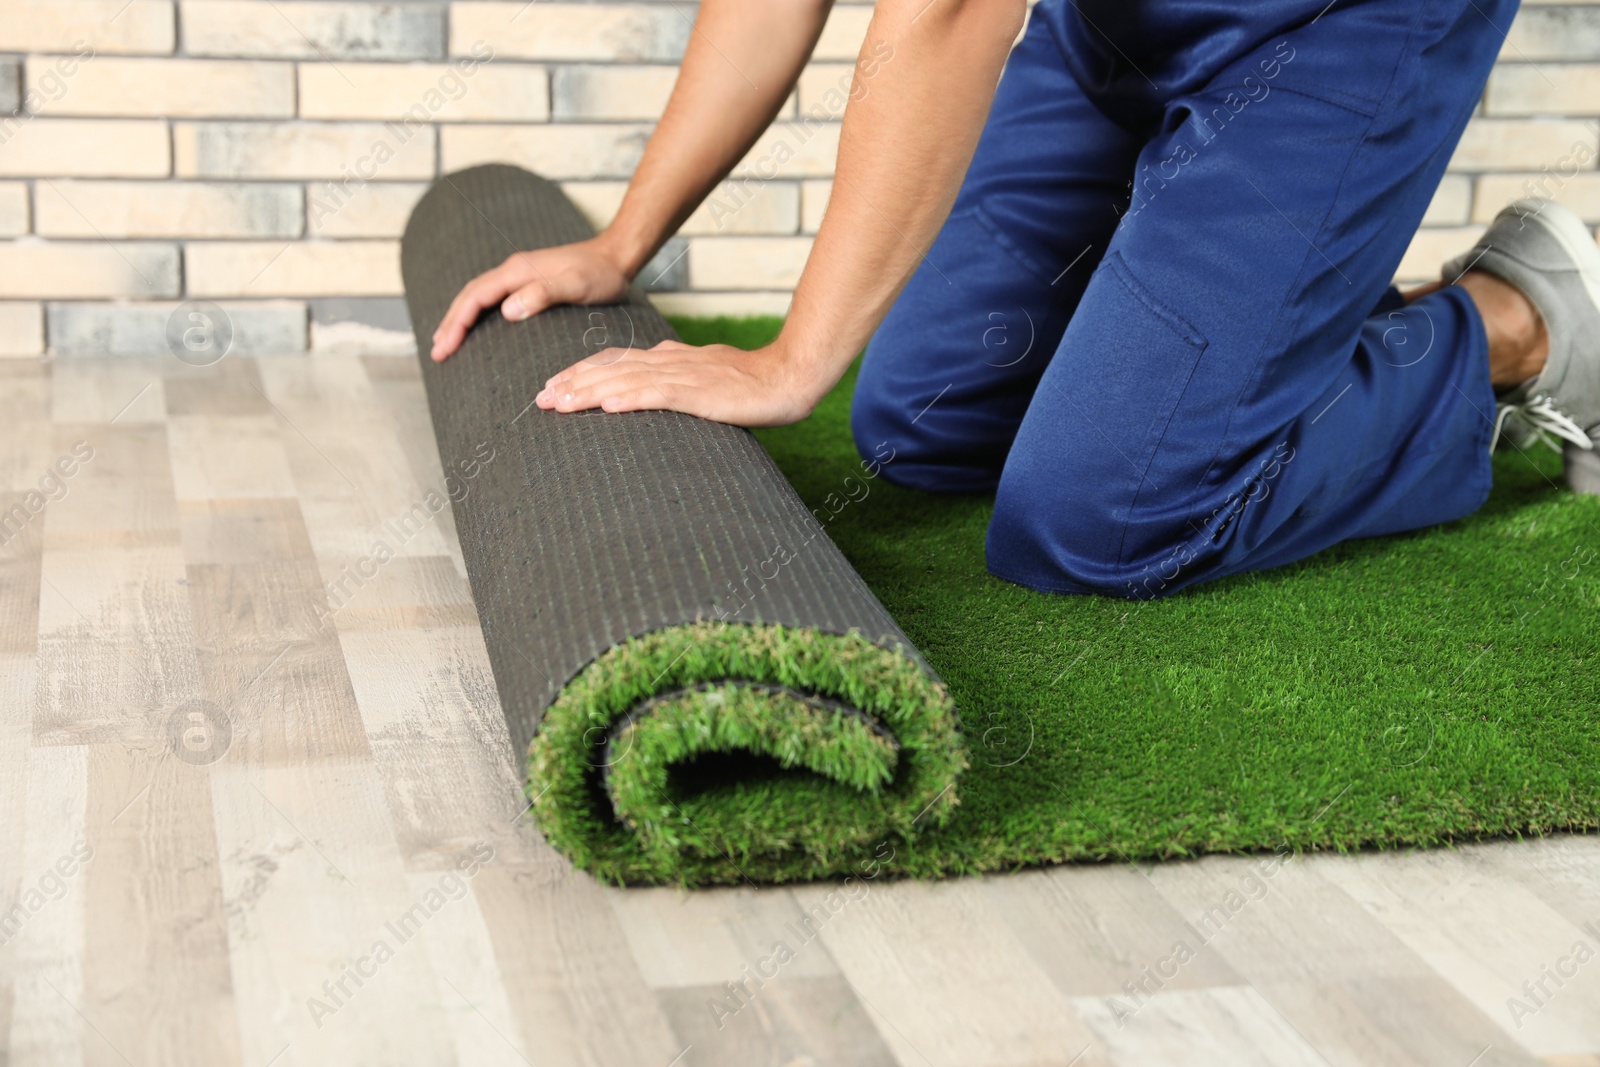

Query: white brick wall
0,0,1596,355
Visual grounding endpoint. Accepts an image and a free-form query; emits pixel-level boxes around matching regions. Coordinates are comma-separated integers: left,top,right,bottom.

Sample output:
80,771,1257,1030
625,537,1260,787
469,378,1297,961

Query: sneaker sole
1567,442,1600,495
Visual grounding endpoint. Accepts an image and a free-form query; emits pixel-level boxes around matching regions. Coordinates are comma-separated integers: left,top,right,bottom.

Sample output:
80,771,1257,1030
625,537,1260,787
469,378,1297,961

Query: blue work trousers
852,0,1514,597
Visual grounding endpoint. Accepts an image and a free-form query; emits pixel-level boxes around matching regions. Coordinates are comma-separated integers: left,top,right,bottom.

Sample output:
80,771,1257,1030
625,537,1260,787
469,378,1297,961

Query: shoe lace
1493,392,1596,453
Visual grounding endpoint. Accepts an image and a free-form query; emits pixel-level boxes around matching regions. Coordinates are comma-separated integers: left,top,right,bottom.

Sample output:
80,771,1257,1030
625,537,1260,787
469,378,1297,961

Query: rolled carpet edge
401,163,965,885
529,622,964,886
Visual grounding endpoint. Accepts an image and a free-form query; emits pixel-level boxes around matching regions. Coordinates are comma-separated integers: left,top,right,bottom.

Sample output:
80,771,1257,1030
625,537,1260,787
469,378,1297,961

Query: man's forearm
598,0,834,277
781,0,1026,392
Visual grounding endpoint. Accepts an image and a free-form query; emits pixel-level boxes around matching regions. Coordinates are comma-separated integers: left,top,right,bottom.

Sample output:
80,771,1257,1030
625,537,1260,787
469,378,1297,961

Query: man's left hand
535,339,821,428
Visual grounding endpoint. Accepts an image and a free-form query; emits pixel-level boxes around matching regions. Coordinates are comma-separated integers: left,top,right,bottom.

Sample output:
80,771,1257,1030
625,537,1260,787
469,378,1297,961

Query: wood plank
255,358,454,563
48,360,164,426
359,356,468,578
1319,846,1600,1056
797,877,1105,1066
472,866,684,1067
0,652,35,1059
80,741,241,1066
0,363,53,495
3,746,90,1067
34,544,200,747
208,762,460,1067
401,870,532,1067
34,420,198,747
1146,852,1546,1066
160,360,271,420
178,498,372,767
336,623,546,871
1070,986,1333,1066
659,976,897,1067
166,414,298,501
0,384,47,1056
981,863,1245,997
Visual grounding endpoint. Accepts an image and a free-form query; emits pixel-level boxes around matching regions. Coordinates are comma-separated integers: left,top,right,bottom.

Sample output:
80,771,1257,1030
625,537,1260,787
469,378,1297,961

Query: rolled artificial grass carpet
401,165,962,884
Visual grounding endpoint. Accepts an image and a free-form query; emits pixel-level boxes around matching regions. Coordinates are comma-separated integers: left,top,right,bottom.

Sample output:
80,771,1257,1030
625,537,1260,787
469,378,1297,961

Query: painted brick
1450,119,1598,171
688,237,812,290
16,51,104,116
0,183,28,236
309,297,413,353
449,3,689,62
1485,65,1600,116
182,1,445,60
307,181,429,237
551,66,676,121
46,300,308,355
0,302,45,356
797,64,858,114
561,179,799,235
299,60,547,122
1395,227,1481,283
639,236,687,291
0,59,18,115
0,1,175,54
441,124,649,179
26,57,293,118
34,180,303,238
801,179,830,233
1422,175,1472,226
732,121,842,178
185,240,402,297
1474,172,1600,222
449,121,836,190
648,291,791,318
174,122,436,180
1506,7,1600,60
0,241,180,298
0,119,170,177
814,4,874,61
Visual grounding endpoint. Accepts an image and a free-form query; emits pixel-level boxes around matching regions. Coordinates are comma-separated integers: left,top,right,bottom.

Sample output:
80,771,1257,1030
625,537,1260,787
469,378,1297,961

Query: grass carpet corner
655,314,1600,879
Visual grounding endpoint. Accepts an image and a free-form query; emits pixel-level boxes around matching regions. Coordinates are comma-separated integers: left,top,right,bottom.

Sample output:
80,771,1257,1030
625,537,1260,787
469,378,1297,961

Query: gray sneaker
1442,198,1600,494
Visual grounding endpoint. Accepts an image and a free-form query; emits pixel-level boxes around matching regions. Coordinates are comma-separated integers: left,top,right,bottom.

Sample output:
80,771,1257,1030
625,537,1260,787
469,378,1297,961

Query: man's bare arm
431,0,832,360
784,0,1025,392
536,0,1027,424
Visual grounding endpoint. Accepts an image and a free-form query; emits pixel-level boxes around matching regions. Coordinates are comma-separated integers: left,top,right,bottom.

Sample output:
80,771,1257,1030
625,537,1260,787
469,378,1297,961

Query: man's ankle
1460,269,1548,389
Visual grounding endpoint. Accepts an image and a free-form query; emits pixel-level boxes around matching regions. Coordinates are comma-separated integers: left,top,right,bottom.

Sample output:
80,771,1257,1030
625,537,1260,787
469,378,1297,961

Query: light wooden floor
2,352,1598,1067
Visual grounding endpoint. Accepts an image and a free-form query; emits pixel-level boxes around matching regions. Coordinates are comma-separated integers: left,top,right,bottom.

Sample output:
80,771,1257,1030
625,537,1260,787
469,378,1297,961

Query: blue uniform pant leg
986,0,1512,598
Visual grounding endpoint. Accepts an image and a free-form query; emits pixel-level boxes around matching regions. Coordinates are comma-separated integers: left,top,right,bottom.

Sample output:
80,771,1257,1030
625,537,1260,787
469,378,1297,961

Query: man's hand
430,238,631,361
534,338,823,428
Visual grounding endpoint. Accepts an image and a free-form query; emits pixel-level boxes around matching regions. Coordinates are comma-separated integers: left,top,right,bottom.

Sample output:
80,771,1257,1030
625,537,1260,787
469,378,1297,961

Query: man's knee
985,471,1144,597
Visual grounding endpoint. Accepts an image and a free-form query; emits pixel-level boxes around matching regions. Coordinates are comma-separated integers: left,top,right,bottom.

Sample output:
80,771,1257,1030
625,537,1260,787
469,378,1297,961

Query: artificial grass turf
529,624,964,883
658,314,1600,879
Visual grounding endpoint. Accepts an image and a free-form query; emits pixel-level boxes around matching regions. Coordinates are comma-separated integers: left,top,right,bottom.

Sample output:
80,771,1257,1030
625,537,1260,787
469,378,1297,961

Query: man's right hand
430,237,633,361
